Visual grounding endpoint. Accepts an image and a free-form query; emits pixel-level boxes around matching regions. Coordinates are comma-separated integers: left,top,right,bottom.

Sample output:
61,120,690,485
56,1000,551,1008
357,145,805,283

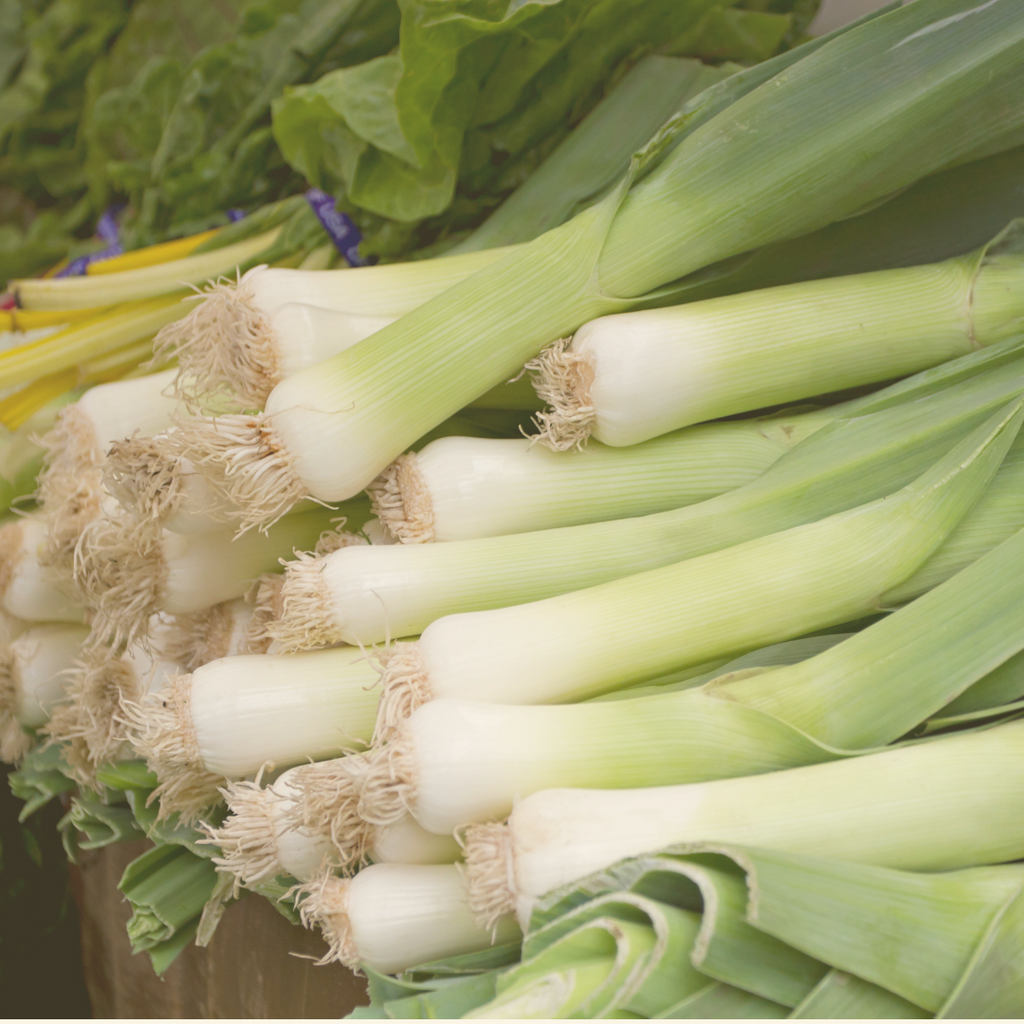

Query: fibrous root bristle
42,647,139,786
103,435,185,524
202,779,284,896
266,554,345,654
119,673,225,823
287,758,374,874
373,642,432,745
296,873,358,967
151,269,281,411
35,405,105,579
462,821,517,930
73,511,166,651
166,412,308,534
526,338,596,452
368,455,434,543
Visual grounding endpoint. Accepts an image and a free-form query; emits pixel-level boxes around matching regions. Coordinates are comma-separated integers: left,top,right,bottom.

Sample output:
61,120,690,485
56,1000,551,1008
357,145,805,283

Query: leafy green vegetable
272,0,734,230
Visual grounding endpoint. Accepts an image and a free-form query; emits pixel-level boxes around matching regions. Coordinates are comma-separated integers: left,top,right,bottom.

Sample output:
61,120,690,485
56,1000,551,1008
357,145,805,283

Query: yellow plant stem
87,229,222,275
0,294,186,392
0,334,168,429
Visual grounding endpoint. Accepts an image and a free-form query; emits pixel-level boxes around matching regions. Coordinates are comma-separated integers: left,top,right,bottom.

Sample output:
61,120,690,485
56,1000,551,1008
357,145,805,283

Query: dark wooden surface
70,840,369,1018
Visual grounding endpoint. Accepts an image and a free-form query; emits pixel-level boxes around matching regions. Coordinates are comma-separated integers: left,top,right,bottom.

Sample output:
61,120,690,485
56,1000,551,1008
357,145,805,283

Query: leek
11,229,282,311
206,768,338,890
0,623,90,763
44,639,179,786
157,246,519,409
369,404,1018,737
269,358,1024,651
167,0,1024,527
37,369,182,575
452,56,735,255
100,409,502,535
0,518,85,623
886,440,1024,605
369,408,831,544
206,766,461,891
670,143,1024,306
123,647,380,821
463,717,1024,922
74,506,338,650
343,501,1024,836
299,864,520,973
532,227,1024,449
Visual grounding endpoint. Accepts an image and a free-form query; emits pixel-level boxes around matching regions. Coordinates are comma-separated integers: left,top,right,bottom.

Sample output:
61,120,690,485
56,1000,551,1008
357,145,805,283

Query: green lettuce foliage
84,0,401,248
272,0,816,259
0,0,400,284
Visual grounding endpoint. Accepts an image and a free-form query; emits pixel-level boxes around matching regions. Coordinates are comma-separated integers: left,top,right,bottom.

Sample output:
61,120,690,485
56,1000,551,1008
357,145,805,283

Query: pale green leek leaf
742,848,1024,1013
938,887,1024,1016
789,971,930,1018
655,981,788,1018
679,144,1024,304
937,647,1024,717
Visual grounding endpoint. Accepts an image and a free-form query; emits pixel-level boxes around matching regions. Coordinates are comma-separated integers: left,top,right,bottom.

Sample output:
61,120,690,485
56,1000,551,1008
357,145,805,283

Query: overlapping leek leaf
7,742,75,820
117,842,218,973
359,844,1024,1017
58,791,143,861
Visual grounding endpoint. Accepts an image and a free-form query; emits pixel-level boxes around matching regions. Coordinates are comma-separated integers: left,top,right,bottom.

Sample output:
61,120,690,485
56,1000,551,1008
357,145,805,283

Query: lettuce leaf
273,0,737,224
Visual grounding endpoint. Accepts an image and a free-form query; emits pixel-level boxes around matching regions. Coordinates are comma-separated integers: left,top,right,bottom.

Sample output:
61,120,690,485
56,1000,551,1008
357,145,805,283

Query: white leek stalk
532,240,1024,449
207,769,338,889
463,718,1024,925
0,518,85,622
267,351,1024,649
299,864,520,973
370,411,829,543
75,506,337,649
207,765,460,890
367,813,462,868
157,246,518,408
123,648,380,821
0,623,90,762
36,369,181,572
360,405,1019,733
165,4,1024,526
